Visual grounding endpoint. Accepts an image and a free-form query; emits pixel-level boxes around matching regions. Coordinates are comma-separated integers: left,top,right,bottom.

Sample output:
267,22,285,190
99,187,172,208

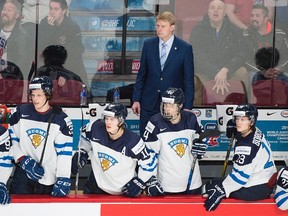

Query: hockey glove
51,177,71,197
71,149,89,175
145,176,164,196
122,177,146,197
202,181,226,211
275,167,288,210
191,139,208,159
19,156,45,181
226,119,236,138
0,182,10,205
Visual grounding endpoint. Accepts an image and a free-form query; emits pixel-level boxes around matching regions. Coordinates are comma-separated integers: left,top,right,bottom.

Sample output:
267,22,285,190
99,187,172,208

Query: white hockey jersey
223,127,277,197
9,104,73,185
275,166,288,210
0,125,13,184
79,120,157,195
143,111,203,193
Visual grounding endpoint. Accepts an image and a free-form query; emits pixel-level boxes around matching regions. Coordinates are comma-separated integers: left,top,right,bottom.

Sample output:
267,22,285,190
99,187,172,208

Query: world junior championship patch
98,152,118,171
26,128,47,149
168,138,189,158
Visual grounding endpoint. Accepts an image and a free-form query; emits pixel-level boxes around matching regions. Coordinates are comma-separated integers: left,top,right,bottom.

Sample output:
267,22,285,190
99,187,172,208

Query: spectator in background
0,32,23,80
189,0,246,95
224,0,255,30
242,4,288,75
224,0,274,30
38,0,88,87
252,47,288,84
132,11,194,137
20,1,72,66
37,45,82,87
0,0,32,79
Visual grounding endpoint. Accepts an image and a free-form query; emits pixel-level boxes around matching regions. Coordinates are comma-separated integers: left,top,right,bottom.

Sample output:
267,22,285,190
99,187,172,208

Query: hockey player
71,103,161,197
202,103,277,211
8,76,73,197
142,87,207,195
0,124,13,205
274,166,288,210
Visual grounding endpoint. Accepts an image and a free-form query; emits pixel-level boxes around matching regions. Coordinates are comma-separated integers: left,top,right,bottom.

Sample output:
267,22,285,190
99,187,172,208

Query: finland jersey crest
168,138,189,158
98,152,118,171
26,128,46,149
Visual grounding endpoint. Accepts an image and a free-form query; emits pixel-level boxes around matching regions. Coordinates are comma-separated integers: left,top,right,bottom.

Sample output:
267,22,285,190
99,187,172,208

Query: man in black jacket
189,0,246,96
38,0,88,87
0,0,32,79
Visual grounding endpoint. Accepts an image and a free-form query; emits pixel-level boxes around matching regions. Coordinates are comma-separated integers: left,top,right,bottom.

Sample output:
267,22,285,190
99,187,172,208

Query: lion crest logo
168,138,189,158
98,152,118,171
26,128,46,149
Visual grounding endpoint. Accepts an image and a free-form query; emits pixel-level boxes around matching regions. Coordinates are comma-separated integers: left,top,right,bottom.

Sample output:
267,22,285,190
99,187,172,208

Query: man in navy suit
132,11,195,136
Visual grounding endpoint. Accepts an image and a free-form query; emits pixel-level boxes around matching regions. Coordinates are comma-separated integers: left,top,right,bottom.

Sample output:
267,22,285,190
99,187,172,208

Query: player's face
1,3,20,25
250,9,268,30
208,0,225,23
235,116,252,133
104,116,120,133
49,2,66,25
30,89,49,112
162,103,179,120
156,20,174,42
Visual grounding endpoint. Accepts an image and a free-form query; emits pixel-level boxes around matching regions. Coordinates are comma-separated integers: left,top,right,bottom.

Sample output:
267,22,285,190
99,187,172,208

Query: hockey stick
39,106,62,166
34,107,61,192
221,134,234,177
75,105,85,195
187,129,220,192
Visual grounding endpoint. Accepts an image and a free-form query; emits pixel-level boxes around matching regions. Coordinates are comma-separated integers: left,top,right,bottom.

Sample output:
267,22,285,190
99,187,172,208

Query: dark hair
50,0,68,10
42,45,67,66
255,47,280,70
252,4,269,17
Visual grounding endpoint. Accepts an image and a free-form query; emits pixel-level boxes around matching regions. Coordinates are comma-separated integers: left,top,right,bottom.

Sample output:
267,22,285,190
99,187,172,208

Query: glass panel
0,0,287,107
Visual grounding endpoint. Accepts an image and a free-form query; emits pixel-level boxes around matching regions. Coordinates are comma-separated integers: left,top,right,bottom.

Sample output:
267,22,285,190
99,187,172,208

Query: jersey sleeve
55,114,73,179
131,137,158,183
275,167,288,210
222,128,275,197
143,120,162,155
8,106,25,162
78,122,93,153
0,126,14,184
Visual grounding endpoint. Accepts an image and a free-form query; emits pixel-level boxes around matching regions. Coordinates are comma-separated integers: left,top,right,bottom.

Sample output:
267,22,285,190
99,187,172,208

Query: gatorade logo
90,108,97,117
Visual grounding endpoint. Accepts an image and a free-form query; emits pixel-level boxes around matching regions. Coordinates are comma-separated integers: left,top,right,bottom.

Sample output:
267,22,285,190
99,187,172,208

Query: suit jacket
133,36,194,112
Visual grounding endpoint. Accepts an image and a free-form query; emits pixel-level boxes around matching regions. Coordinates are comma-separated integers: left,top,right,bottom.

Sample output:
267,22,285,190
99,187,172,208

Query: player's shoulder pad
52,106,62,114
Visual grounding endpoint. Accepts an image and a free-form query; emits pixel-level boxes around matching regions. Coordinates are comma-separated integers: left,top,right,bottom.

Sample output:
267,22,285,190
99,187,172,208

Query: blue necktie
160,42,167,71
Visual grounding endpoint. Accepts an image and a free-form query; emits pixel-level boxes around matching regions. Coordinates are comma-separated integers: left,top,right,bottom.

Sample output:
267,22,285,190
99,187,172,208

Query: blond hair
156,11,175,25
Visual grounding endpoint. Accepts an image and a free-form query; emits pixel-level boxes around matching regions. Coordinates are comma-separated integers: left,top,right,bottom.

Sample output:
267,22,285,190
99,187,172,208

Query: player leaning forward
202,104,277,211
72,103,162,197
8,76,73,197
